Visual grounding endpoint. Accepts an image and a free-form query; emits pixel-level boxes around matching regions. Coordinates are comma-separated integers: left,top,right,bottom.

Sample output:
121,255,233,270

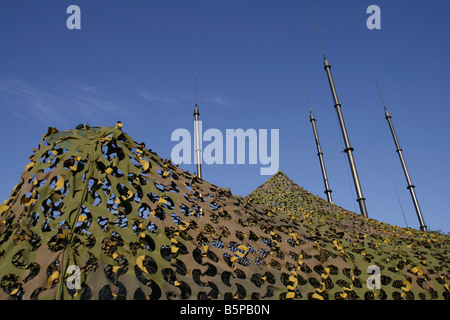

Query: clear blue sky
0,0,449,233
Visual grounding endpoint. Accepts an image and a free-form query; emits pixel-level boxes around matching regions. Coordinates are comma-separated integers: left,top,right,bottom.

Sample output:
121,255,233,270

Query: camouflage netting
0,124,449,300
246,171,450,299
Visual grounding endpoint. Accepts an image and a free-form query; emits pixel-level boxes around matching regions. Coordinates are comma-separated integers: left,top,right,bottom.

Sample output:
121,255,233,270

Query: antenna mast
310,0,368,217
369,61,427,231
194,46,202,179
300,60,333,203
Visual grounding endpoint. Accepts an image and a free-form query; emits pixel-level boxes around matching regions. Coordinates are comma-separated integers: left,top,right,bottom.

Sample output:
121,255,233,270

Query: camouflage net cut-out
0,124,449,300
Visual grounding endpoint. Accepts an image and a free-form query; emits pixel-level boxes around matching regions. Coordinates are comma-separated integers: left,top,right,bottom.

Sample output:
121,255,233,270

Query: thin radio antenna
391,176,409,228
367,58,387,109
195,45,198,106
299,58,312,112
310,0,326,58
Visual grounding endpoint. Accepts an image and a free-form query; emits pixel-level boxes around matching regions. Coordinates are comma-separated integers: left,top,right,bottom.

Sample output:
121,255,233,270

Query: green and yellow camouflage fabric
0,124,449,300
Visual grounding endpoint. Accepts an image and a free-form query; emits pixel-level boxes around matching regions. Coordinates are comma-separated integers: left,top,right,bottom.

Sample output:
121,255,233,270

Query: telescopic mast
300,60,333,203
310,0,368,217
194,46,202,179
368,61,427,231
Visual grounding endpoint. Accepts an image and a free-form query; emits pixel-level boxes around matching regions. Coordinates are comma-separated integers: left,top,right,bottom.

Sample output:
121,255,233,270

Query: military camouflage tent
0,124,449,300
